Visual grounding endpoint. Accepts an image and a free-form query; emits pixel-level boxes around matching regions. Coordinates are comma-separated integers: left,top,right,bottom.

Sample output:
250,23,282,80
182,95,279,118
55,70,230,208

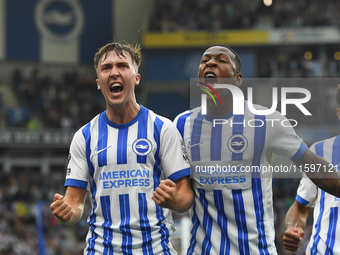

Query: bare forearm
51,187,87,225
285,201,310,230
153,177,193,213
172,178,193,213
173,187,193,213
62,197,84,225
296,148,340,197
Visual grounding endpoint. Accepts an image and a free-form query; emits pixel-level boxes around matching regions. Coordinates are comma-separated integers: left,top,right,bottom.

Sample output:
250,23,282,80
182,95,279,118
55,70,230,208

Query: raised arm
152,176,193,213
50,186,88,225
283,200,312,251
296,147,340,197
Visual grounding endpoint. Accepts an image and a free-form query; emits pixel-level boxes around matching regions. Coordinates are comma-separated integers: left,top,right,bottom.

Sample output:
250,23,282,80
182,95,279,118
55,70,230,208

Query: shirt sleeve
265,109,307,162
295,143,318,207
64,128,91,191
296,172,318,207
159,119,191,182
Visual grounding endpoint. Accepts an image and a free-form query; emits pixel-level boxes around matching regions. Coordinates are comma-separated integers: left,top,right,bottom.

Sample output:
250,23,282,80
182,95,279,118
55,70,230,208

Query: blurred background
1,0,340,254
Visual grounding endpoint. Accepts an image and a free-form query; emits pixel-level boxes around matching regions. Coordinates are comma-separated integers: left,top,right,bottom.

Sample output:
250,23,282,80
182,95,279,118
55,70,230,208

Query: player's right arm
283,200,312,251
50,186,87,225
296,147,340,197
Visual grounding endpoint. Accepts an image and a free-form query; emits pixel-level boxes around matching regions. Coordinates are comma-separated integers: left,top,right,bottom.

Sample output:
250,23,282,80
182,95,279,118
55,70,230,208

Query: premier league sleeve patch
181,140,190,163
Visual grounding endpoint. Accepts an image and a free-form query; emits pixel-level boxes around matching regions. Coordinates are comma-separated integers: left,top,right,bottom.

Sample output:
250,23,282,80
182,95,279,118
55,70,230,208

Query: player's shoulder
145,107,172,124
174,108,199,124
310,135,340,150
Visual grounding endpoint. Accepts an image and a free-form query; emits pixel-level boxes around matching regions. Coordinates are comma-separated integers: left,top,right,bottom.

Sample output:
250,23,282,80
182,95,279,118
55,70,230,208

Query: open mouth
110,83,123,93
204,73,218,84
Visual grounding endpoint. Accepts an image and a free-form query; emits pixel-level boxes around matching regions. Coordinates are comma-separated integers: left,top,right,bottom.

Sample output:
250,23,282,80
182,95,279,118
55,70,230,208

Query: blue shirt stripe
325,207,338,255
82,122,95,178
187,200,199,255
117,127,128,164
214,190,230,255
82,122,99,254
232,114,245,161
310,140,325,254
137,108,148,164
152,117,171,254
191,113,203,161
332,136,340,170
210,122,222,161
119,194,132,254
138,193,154,255
98,113,109,167
311,190,325,254
176,112,191,139
314,141,325,158
199,189,213,254
251,115,269,255
232,189,250,255
101,196,113,255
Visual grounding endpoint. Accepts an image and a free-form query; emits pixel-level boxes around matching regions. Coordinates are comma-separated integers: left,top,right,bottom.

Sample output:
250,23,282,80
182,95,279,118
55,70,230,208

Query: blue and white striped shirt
296,135,340,255
174,102,306,255
65,105,191,254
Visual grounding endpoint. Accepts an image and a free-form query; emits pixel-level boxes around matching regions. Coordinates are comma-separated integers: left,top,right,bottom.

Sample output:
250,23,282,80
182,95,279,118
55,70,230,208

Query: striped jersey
296,135,340,255
65,105,191,254
174,102,306,255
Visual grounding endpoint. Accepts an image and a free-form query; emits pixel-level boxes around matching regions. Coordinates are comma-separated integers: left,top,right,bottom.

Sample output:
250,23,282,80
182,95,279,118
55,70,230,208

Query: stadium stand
148,0,340,32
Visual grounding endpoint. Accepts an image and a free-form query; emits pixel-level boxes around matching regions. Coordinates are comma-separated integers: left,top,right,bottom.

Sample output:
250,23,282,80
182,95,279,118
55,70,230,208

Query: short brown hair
94,41,142,74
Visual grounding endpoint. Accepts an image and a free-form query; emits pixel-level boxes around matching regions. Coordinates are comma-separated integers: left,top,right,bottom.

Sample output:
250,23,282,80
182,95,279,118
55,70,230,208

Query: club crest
227,134,248,153
132,138,152,156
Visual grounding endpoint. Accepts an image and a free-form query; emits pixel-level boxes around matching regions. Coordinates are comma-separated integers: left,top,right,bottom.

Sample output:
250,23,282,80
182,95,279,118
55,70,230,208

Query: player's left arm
283,200,312,251
296,147,340,197
152,176,193,213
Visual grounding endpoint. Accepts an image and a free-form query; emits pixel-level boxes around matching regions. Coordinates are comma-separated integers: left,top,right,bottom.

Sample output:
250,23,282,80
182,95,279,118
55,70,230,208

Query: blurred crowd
7,63,340,131
148,0,340,32
10,67,104,130
0,168,88,255
0,167,305,254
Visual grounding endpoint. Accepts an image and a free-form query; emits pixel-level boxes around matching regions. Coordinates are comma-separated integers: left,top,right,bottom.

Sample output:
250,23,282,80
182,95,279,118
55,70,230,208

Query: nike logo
94,145,112,155
187,141,203,148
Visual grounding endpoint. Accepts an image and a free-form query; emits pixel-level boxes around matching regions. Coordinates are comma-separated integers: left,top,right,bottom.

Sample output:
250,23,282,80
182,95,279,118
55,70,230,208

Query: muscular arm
50,186,88,225
152,176,193,213
283,200,312,251
296,147,340,197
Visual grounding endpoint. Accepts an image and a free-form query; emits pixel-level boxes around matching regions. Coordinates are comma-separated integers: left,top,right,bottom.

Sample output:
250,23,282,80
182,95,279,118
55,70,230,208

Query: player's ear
234,73,243,86
96,79,101,90
135,73,141,86
336,108,340,120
